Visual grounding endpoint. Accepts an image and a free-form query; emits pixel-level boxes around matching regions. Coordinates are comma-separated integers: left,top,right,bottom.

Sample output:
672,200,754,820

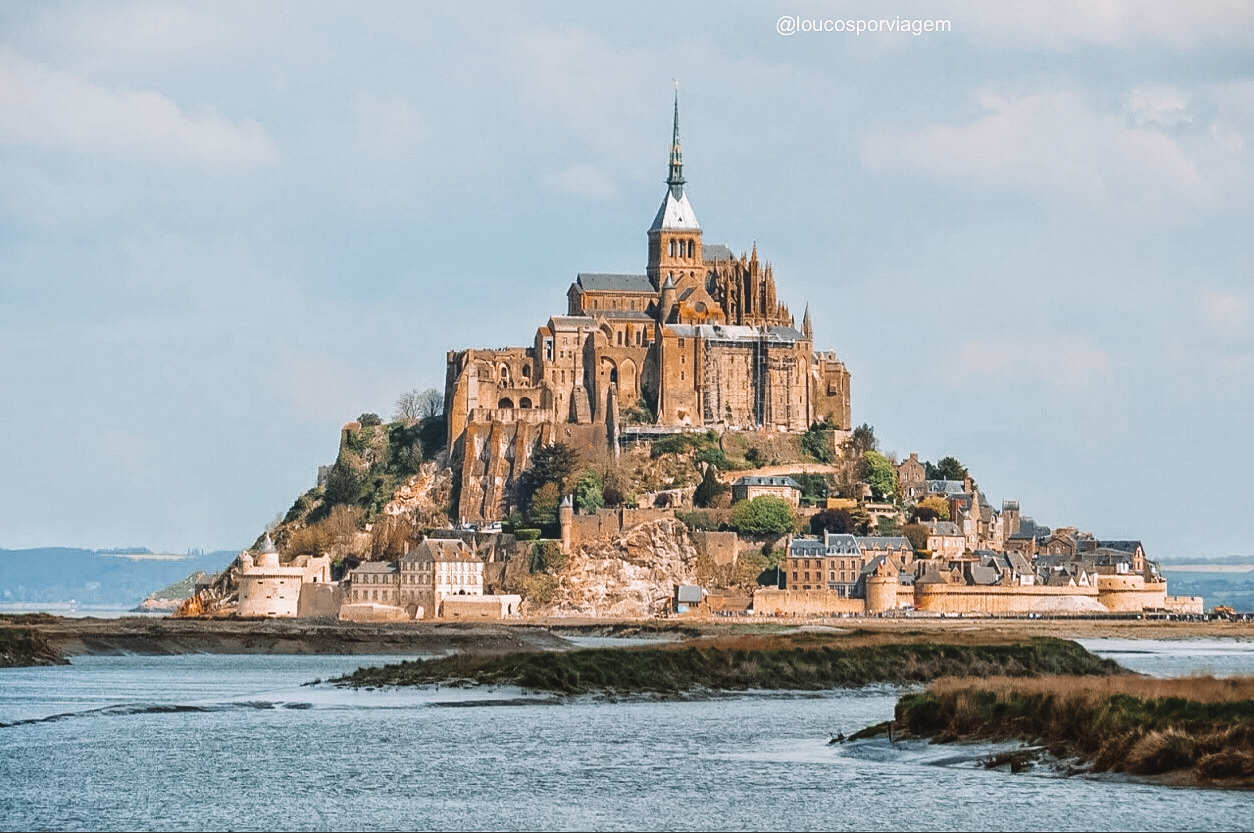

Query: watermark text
776,16,951,36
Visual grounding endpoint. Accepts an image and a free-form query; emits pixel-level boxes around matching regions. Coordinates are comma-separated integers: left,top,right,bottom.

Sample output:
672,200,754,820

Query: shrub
731,496,797,534
514,529,541,541
800,422,836,463
521,573,559,605
358,412,383,427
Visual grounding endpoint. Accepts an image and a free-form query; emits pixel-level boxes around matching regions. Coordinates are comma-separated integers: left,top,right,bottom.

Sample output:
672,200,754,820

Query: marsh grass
894,674,1254,783
333,637,1122,695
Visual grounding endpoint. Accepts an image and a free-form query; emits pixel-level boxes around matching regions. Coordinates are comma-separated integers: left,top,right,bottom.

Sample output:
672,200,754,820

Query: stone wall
440,594,522,619
752,588,865,617
914,583,1108,615
297,583,344,618
691,530,738,566
563,506,676,551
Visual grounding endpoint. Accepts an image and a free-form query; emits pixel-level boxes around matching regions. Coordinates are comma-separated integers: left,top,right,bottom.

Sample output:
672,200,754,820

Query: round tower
865,574,897,615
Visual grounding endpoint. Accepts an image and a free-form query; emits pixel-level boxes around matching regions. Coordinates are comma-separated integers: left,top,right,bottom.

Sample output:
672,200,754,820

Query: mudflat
5,614,1251,662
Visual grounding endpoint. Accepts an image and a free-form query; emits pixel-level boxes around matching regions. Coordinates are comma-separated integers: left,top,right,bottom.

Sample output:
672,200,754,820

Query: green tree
323,462,362,507
792,474,829,503
528,481,562,529
845,423,878,457
357,412,383,427
693,467,727,508
925,456,969,483
574,469,604,515
530,443,578,489
801,420,836,463
731,496,797,534
863,450,899,501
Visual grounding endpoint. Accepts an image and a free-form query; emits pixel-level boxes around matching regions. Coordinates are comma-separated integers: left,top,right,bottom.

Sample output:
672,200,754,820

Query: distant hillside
0,548,237,609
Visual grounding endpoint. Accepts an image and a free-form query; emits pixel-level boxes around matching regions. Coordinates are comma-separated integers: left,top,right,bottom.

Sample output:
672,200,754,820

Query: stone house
923,520,966,559
731,475,802,507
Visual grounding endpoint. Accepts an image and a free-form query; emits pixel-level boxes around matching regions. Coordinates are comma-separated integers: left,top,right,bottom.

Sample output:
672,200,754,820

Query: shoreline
1,614,1251,666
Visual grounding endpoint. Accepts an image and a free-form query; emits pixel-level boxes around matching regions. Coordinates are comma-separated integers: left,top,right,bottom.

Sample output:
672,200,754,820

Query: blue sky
1,2,1252,557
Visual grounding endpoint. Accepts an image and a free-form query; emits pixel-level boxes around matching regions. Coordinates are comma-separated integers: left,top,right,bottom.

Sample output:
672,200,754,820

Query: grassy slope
886,675,1254,784
333,636,1122,695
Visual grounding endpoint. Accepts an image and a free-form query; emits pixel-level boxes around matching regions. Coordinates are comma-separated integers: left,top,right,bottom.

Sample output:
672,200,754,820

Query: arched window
497,397,514,409
499,364,510,382
687,240,694,258
668,239,675,257
519,397,532,409
521,365,530,379
616,330,623,346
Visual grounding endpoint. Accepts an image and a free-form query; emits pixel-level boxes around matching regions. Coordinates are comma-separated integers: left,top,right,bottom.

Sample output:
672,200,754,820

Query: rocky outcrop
536,518,700,619
381,459,454,528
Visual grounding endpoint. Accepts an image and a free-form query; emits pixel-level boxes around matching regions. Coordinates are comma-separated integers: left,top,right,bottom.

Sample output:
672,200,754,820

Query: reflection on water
1,640,1252,832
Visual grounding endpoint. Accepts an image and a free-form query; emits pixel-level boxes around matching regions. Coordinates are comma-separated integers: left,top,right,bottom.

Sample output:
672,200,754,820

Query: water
2,642,1253,832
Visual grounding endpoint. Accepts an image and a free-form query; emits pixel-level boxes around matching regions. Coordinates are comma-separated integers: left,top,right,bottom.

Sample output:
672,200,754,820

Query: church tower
647,90,703,291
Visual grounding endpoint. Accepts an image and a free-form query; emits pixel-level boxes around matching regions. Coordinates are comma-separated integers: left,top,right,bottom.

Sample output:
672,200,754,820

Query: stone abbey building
445,96,851,521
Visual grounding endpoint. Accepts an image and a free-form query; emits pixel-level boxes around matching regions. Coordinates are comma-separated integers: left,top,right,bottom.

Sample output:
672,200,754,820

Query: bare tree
394,387,443,423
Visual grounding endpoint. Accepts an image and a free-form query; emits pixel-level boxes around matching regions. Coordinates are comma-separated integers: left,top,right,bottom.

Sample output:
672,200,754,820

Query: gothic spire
802,304,813,341
667,85,685,199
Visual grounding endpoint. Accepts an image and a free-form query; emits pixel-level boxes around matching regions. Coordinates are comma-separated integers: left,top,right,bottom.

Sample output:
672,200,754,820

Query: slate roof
703,243,734,261
856,536,912,551
549,315,597,329
925,521,963,537
650,189,701,232
768,326,804,341
676,585,703,603
734,475,802,490
926,480,967,495
577,273,654,293
351,561,398,574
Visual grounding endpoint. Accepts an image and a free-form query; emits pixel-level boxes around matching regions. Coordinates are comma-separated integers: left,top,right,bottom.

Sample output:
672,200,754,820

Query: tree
574,469,604,515
357,412,382,427
913,495,950,521
529,443,578,489
863,450,900,501
693,467,727,508
528,481,561,529
792,474,829,503
810,508,854,535
394,387,443,423
801,420,836,463
731,496,797,535
903,522,929,554
844,423,878,457
925,456,969,483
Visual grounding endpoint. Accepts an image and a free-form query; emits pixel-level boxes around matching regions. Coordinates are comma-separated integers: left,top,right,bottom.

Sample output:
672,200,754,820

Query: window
678,338,685,347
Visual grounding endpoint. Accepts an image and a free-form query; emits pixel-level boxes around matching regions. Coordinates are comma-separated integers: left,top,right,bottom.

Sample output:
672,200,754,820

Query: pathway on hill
717,463,842,482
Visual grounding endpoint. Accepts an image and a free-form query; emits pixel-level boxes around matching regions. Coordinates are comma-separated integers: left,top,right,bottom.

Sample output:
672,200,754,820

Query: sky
1,1,1252,557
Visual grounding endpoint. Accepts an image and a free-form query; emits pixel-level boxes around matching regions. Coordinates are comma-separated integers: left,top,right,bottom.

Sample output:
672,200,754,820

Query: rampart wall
752,589,865,617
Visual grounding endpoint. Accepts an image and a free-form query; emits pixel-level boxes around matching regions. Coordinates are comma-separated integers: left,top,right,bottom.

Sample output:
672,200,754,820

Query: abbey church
445,95,851,521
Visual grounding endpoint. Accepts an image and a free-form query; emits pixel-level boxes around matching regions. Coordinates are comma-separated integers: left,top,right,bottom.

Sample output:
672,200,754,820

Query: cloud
863,88,1208,217
1126,86,1193,129
539,163,618,200
0,49,277,166
945,335,1114,394
954,0,1254,49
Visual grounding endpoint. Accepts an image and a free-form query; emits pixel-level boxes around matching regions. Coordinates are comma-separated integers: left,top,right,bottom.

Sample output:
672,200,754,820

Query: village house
731,475,803,507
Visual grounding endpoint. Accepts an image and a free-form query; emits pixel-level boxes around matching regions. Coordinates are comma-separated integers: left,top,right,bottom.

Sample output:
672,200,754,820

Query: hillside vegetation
333,636,1122,695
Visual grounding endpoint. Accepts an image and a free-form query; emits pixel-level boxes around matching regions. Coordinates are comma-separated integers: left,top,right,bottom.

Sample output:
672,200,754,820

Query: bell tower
647,87,703,290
